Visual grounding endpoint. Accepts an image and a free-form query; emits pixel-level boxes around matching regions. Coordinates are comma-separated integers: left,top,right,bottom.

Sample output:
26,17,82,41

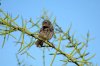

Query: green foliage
0,9,96,66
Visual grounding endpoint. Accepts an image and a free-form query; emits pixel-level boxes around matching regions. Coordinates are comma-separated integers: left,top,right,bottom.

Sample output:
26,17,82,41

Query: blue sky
0,0,100,66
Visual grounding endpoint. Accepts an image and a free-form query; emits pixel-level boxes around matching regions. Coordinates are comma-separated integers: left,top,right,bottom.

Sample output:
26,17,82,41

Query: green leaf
86,54,96,61
2,35,6,48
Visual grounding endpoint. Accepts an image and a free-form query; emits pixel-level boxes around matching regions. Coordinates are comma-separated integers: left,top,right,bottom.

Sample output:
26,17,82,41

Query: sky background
0,0,100,66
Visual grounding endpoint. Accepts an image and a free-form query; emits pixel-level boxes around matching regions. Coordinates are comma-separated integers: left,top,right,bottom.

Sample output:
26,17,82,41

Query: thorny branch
0,9,96,66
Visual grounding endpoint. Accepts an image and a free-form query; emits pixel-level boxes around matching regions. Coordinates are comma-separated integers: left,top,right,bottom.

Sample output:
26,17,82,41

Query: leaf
86,54,96,61
2,35,6,48
9,33,17,39
13,15,19,21
53,17,56,25
26,51,35,60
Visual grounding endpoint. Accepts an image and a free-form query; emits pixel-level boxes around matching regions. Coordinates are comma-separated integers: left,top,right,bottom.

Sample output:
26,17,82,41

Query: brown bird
35,20,54,47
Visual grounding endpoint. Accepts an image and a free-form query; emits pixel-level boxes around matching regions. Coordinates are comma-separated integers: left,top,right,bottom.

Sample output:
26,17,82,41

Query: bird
35,20,54,47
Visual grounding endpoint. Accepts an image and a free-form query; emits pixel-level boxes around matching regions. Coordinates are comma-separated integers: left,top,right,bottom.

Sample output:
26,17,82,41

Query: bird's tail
35,40,43,47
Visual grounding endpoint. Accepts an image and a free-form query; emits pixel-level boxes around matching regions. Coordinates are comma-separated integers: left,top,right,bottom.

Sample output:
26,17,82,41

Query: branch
0,9,95,66
0,16,80,66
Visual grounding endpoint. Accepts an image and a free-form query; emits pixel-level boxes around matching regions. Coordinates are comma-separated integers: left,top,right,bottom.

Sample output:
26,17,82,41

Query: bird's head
42,20,52,28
